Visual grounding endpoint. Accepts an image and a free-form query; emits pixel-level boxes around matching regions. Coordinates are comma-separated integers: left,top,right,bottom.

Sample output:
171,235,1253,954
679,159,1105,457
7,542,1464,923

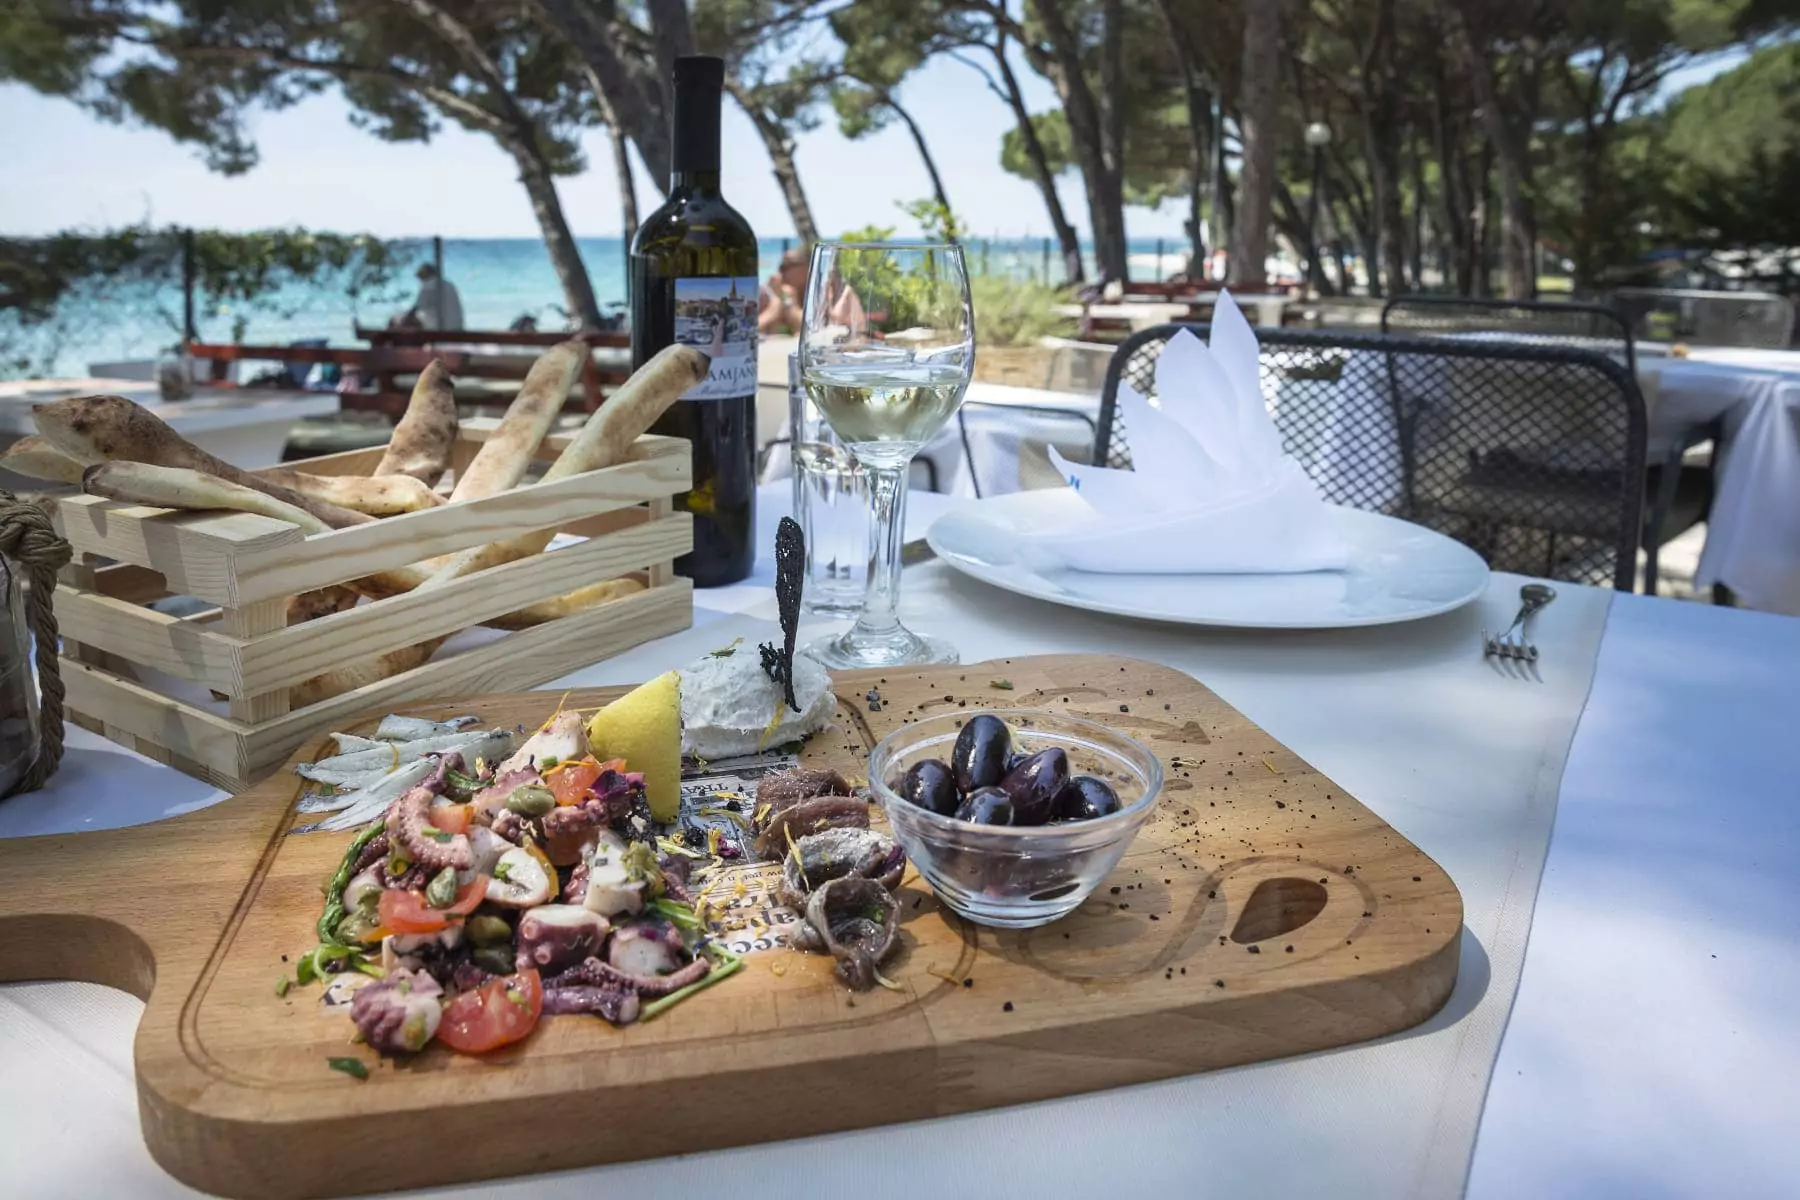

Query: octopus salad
288,625,918,1074
295,698,742,1061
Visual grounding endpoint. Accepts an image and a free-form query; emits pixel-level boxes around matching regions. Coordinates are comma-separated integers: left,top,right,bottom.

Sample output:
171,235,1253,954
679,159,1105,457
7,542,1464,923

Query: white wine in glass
800,242,973,669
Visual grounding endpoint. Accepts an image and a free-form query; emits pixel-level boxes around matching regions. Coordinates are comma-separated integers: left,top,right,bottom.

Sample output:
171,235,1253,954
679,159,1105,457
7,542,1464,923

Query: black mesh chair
1096,326,1648,590
1382,295,1637,373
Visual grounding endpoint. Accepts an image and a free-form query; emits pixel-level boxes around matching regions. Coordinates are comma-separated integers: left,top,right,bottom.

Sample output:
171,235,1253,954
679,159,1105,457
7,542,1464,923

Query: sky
0,52,1193,243
0,41,1745,246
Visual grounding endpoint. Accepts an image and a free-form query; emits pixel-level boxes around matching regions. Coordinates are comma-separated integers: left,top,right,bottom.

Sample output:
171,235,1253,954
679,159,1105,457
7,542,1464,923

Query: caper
472,945,517,976
424,865,458,909
465,914,513,946
506,784,556,816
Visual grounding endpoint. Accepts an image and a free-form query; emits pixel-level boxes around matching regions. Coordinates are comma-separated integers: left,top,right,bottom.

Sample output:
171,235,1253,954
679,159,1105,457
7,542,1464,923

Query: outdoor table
1315,345,1800,615
1636,347,1800,613
0,380,340,470
2,482,1794,1198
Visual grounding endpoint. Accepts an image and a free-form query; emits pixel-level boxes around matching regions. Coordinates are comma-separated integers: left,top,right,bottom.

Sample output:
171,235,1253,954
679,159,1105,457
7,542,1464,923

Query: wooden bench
186,333,632,418
357,327,633,413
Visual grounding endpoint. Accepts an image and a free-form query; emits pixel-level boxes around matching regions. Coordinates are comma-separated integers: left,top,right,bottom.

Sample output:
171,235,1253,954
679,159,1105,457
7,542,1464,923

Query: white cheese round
679,650,835,759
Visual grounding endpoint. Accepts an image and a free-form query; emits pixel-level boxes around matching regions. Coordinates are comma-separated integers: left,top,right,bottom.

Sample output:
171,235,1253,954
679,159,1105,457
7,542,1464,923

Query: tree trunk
531,0,674,191
1180,72,1210,275
1428,69,1472,294
886,93,956,239
1212,102,1235,257
1229,0,1280,285
1451,7,1534,299
509,138,603,329
1275,179,1332,296
609,123,639,249
1025,0,1129,280
990,40,1083,282
726,79,820,247
1408,134,1426,288
579,62,639,249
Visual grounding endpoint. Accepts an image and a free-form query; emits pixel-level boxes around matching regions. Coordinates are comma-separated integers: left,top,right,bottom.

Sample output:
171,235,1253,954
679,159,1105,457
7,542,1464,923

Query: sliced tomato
548,759,602,807
437,969,543,1054
377,876,487,934
427,803,473,835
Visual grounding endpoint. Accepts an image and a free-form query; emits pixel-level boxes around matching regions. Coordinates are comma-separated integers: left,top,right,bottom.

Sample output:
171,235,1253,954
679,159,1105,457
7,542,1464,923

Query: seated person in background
407,264,465,331
759,249,807,334
758,249,866,333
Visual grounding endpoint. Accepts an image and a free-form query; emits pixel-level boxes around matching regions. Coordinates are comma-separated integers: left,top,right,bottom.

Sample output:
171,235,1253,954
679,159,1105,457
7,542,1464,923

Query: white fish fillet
313,760,438,831
297,730,508,783
329,733,385,753
375,714,480,741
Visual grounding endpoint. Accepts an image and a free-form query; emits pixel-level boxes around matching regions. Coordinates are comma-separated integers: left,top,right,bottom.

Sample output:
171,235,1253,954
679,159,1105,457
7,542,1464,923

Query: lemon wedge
586,671,682,822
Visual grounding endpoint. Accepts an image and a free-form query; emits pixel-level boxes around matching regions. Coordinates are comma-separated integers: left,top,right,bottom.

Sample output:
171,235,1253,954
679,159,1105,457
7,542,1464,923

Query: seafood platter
0,531,1463,1199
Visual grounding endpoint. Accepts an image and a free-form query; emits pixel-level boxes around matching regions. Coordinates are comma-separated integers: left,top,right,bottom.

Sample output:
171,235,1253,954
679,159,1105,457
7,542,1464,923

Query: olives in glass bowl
869,710,1164,928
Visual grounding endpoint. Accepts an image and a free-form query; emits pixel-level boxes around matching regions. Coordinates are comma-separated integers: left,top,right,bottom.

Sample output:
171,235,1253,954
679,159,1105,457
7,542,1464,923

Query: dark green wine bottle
629,54,759,587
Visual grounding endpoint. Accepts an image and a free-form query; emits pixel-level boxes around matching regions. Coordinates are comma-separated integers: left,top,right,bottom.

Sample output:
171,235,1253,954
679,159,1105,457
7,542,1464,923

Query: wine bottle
629,54,759,587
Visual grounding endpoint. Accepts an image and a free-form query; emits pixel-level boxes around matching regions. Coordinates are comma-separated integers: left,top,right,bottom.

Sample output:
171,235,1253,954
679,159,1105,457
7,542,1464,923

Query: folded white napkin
1018,291,1348,575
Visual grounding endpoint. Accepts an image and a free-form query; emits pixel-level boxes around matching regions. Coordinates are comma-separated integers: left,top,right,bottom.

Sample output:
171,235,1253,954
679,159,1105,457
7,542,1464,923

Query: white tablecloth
1638,351,1800,613
0,381,340,470
3,487,1798,1198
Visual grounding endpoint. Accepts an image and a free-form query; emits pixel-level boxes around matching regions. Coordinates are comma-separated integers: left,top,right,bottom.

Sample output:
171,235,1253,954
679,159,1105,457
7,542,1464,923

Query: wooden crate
48,419,694,791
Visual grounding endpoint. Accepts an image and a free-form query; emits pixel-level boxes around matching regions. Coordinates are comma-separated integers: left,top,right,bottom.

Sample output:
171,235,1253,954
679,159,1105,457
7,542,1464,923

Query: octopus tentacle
547,954,711,998
542,984,640,1023
386,786,472,872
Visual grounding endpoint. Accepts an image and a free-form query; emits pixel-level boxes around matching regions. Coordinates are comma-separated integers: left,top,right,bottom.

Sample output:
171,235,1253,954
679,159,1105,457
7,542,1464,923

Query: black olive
1054,775,1122,821
953,786,1016,826
952,715,1012,792
900,758,959,816
998,747,1069,825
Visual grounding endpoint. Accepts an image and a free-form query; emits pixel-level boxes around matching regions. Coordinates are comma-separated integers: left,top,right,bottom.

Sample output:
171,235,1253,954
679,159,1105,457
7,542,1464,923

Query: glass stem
847,461,909,646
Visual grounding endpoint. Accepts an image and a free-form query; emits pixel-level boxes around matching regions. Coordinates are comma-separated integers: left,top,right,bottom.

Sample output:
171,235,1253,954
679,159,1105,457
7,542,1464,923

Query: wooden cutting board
0,655,1461,1199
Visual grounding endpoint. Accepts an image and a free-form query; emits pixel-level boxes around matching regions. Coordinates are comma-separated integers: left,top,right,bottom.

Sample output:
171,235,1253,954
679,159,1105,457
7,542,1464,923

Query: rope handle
0,490,72,798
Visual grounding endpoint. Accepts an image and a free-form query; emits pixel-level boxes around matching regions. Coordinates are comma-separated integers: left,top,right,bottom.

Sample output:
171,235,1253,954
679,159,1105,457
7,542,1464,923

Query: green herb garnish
709,637,744,658
648,897,704,935
327,1056,369,1081
317,821,386,941
276,976,291,998
990,679,1014,690
638,944,744,1022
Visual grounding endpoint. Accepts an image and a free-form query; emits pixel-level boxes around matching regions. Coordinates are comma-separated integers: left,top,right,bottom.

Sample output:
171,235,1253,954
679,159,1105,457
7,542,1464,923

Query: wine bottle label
673,276,759,400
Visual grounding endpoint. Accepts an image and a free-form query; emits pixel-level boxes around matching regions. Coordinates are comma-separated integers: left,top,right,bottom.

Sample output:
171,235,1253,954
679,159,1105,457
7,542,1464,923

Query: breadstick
450,340,585,501
376,359,458,484
33,395,373,529
83,462,335,532
1,436,92,484
81,463,431,596
483,578,645,630
257,468,444,516
426,343,708,585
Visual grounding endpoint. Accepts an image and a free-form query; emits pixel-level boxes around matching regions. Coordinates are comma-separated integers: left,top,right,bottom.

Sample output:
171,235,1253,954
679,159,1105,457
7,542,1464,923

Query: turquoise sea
14,235,1196,378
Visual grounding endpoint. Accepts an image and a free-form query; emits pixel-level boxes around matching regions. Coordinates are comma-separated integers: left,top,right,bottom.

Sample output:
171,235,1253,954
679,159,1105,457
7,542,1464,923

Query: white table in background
0,380,339,469
4,483,1796,1198
1636,348,1800,613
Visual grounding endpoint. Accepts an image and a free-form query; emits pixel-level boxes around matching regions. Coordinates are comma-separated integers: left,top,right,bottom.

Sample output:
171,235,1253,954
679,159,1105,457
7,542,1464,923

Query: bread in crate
36,343,707,792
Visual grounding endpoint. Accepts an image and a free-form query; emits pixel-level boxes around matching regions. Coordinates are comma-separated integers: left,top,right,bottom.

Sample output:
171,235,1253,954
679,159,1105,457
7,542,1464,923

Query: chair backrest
1381,295,1636,372
1609,287,1795,349
1096,325,1648,590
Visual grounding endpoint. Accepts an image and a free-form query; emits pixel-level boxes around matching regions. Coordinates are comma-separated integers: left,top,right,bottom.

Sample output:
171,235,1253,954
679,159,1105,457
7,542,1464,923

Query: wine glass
799,241,974,669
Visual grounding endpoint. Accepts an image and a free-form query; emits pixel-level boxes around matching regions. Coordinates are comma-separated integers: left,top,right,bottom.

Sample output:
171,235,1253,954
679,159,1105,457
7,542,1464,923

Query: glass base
804,626,959,670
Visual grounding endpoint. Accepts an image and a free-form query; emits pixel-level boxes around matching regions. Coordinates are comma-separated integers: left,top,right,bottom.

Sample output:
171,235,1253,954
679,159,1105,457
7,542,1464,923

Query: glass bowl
867,709,1164,928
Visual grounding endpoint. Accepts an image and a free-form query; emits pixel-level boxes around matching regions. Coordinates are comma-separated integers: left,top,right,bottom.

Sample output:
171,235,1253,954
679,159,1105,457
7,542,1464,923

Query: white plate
925,492,1490,629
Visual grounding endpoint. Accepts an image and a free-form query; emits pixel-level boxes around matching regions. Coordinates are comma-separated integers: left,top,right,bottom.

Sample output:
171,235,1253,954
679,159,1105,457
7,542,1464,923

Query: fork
1484,583,1557,664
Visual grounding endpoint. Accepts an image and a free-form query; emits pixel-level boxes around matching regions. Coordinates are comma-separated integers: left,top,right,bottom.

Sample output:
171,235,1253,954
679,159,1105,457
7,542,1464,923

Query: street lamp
1303,122,1333,295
